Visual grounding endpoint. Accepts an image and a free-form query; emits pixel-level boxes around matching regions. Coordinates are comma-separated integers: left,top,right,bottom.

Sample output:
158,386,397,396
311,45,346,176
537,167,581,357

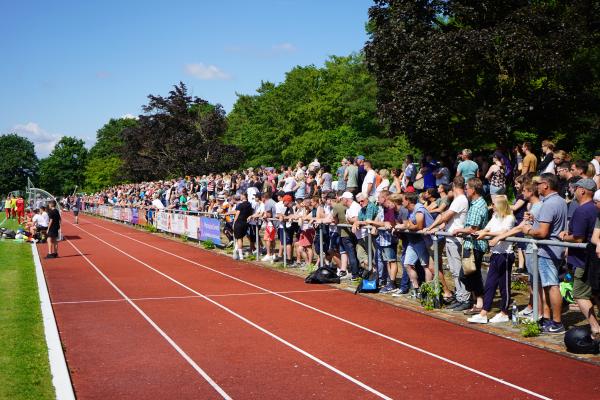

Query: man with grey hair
456,149,479,181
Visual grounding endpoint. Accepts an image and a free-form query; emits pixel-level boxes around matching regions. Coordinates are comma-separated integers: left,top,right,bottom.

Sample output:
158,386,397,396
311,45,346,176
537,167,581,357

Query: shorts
278,227,293,245
263,225,276,241
380,246,397,262
525,252,540,285
573,267,592,300
404,241,429,266
538,256,559,287
73,208,79,216
489,185,506,196
427,238,445,259
297,228,315,247
328,232,340,252
47,227,59,238
233,222,248,240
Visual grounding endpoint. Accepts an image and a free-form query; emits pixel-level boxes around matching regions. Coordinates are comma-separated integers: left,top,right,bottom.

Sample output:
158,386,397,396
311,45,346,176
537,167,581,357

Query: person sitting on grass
468,195,516,324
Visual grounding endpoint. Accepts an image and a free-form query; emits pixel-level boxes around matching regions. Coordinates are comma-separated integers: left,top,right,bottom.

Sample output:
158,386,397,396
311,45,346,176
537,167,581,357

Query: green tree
39,137,88,196
225,53,411,168
121,82,242,181
84,117,138,192
0,134,38,195
364,0,600,153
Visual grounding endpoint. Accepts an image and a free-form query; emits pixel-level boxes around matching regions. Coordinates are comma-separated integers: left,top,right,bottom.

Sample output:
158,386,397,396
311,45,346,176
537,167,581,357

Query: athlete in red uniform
16,195,25,224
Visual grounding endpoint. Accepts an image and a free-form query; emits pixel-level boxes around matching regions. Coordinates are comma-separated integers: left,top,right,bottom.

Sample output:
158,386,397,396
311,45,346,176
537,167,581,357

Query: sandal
463,306,483,316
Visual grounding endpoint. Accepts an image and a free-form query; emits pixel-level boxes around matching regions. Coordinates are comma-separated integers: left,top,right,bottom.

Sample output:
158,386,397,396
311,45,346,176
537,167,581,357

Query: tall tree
121,82,242,181
39,137,88,195
0,133,38,195
225,54,413,168
84,117,138,192
365,0,600,154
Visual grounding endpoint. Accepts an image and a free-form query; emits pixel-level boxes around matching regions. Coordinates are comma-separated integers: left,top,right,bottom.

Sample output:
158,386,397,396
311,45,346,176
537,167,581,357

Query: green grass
0,218,55,400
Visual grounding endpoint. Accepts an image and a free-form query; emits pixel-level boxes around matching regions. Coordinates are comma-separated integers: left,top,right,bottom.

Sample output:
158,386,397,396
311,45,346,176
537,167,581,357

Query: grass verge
0,218,55,400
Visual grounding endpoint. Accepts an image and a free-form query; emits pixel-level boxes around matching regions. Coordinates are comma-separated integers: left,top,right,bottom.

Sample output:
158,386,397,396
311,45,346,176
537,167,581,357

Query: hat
340,192,354,200
573,178,597,192
594,189,600,202
357,155,365,161
282,194,293,203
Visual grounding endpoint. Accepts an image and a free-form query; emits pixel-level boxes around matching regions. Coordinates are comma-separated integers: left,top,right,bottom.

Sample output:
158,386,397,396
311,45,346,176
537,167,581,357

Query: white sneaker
261,255,272,262
517,307,533,317
489,313,509,324
232,252,238,260
467,314,488,324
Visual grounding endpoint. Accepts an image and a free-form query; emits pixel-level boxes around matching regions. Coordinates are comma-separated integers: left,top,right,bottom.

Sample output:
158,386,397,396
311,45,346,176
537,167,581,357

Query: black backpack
2,229,16,239
305,266,340,284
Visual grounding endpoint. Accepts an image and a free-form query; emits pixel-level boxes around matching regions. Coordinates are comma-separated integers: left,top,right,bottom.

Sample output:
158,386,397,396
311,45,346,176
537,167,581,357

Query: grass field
0,217,55,400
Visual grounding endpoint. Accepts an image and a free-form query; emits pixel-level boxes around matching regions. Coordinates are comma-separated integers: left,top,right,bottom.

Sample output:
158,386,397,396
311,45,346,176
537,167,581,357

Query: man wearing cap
523,173,568,334
559,178,599,339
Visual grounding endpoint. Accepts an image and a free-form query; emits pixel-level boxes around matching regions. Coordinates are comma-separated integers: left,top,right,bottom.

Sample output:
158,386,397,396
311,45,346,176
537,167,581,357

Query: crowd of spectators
82,144,600,338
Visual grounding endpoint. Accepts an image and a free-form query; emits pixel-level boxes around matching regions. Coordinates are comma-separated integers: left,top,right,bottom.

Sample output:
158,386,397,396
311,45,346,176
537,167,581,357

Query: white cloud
12,122,62,157
184,63,232,80
272,42,297,53
121,113,138,120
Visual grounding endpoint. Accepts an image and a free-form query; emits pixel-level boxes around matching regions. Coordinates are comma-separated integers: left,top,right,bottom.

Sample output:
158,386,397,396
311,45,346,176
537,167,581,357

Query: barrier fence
86,205,588,322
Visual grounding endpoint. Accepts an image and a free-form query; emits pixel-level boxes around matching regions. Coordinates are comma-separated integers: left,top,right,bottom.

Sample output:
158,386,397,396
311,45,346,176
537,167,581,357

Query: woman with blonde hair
467,195,516,324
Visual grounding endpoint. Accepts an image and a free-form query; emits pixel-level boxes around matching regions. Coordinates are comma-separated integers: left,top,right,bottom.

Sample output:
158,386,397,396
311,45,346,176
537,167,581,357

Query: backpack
2,229,16,239
305,266,340,284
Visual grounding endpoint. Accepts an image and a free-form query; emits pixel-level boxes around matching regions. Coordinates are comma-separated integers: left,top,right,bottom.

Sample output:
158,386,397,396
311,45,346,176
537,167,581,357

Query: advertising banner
199,217,221,245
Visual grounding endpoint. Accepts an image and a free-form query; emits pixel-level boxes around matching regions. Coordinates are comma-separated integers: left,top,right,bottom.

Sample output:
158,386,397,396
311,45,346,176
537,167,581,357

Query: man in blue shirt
523,173,568,334
559,178,599,339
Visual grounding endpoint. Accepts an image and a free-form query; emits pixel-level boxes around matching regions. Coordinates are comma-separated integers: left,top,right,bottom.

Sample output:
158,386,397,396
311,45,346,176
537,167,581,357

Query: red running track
39,214,600,399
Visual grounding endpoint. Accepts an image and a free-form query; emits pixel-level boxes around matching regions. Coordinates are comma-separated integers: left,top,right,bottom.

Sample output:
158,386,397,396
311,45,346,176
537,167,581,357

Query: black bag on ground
2,229,15,239
305,266,340,284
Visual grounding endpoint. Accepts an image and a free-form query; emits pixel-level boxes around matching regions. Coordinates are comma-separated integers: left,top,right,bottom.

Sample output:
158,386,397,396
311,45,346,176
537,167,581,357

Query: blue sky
0,0,372,157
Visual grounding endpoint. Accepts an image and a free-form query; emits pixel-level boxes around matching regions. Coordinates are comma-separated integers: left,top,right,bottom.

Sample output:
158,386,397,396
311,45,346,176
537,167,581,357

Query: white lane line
32,244,76,400
86,217,553,400
52,289,338,305
68,222,392,400
63,238,232,400
0,216,7,226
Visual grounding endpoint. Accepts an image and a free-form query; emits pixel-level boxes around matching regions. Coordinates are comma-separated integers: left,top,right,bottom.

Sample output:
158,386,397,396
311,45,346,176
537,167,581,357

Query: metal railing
86,204,588,322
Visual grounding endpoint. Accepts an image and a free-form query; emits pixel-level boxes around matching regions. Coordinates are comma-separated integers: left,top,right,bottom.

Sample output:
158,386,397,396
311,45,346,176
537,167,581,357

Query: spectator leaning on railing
522,173,568,334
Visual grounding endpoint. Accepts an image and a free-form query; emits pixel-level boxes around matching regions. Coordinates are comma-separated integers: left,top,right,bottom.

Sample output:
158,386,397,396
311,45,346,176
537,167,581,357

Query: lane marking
52,289,338,305
0,216,7,226
85,217,553,400
63,238,232,400
68,221,393,400
32,244,76,400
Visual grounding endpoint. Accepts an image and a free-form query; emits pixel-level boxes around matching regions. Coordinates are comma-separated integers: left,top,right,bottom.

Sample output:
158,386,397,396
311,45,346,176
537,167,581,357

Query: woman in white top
468,195,516,324
375,169,390,197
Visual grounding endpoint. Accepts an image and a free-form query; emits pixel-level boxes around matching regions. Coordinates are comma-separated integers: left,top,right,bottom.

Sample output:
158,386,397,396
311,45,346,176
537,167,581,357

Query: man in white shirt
425,176,470,310
361,160,377,201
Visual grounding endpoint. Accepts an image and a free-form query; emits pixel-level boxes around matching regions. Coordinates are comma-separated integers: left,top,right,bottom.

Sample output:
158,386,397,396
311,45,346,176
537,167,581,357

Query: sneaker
261,255,272,262
445,300,462,309
543,322,565,335
379,283,398,294
398,288,410,295
411,288,421,299
467,314,488,324
489,313,510,324
336,270,348,278
517,307,534,317
45,253,56,259
463,306,483,316
452,302,472,312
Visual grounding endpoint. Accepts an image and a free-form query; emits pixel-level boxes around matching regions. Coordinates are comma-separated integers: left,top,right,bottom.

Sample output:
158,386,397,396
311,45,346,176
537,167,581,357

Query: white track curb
32,244,76,400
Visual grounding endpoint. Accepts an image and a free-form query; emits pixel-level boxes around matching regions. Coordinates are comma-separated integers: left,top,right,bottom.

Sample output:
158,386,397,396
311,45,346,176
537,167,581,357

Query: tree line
1,0,598,196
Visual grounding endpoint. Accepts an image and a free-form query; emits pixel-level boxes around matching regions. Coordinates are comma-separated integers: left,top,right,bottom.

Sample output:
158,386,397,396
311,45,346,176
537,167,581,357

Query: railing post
282,223,287,268
532,241,540,322
367,226,372,272
433,234,440,295
255,223,260,259
319,223,324,269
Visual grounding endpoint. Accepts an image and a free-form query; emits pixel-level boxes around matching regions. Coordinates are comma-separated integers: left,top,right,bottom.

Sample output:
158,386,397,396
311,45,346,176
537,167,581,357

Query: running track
39,214,600,399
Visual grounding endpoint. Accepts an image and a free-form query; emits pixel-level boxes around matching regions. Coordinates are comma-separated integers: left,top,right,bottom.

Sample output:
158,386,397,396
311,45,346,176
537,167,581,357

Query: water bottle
511,301,518,326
